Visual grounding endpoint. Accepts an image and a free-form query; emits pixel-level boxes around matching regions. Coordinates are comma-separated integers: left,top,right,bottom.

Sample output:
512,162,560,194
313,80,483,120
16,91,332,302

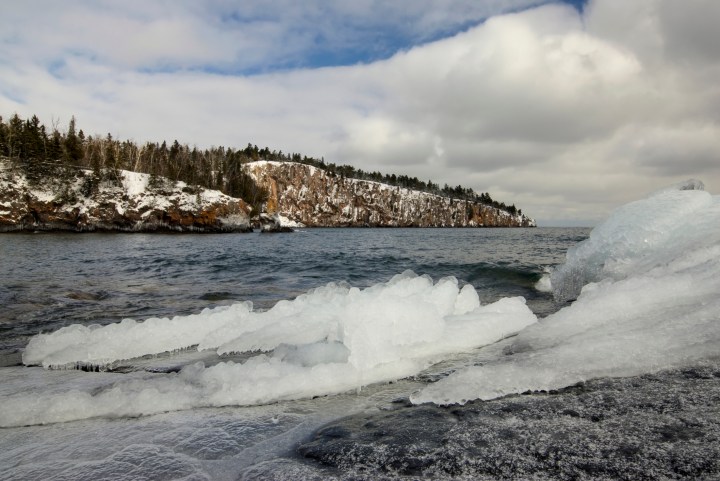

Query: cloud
1,0,718,226
323,0,720,224
1,0,547,73
382,5,645,144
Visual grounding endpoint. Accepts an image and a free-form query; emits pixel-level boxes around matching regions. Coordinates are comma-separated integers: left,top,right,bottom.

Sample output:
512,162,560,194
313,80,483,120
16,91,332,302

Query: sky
1,0,718,226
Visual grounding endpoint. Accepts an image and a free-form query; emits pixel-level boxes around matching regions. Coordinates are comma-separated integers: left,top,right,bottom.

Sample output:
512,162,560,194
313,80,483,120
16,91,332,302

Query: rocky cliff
1,159,534,232
0,162,252,233
247,161,535,227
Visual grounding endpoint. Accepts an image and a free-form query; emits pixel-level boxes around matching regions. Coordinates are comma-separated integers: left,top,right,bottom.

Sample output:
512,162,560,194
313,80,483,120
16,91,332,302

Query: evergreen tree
103,133,122,186
64,116,82,164
11,115,46,184
23,115,44,160
0,115,7,157
7,114,23,159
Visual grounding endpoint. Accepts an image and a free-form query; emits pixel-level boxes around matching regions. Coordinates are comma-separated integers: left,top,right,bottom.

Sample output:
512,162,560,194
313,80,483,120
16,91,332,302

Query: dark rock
297,362,720,480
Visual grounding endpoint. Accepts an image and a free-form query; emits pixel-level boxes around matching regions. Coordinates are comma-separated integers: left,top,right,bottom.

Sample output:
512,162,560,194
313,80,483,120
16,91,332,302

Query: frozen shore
289,360,720,480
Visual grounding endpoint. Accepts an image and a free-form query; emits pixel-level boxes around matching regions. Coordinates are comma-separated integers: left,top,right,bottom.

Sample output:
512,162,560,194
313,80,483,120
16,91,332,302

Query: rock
247,161,535,228
258,213,294,233
1,159,535,232
296,361,720,480
0,163,252,233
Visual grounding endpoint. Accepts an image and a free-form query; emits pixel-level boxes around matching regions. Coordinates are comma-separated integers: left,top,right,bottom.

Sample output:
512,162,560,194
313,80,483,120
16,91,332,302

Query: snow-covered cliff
247,161,535,228
0,162,252,233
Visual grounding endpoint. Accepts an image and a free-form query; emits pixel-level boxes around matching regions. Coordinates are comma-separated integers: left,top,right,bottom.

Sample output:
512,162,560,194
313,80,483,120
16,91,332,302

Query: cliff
0,161,252,233
0,159,534,232
247,161,535,227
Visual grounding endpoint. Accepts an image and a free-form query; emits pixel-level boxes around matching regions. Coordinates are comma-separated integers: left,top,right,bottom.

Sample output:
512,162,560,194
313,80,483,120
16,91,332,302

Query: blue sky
288,0,589,71
1,0,718,226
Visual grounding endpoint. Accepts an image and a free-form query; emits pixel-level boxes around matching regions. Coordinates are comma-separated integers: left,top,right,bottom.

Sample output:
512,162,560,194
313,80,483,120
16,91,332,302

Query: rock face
247,161,535,228
0,163,252,233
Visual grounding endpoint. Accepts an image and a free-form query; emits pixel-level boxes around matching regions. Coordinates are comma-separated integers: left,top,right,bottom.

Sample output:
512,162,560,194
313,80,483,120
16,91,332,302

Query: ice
22,302,257,368
412,180,720,405
551,179,710,302
273,341,350,367
4,272,535,426
121,170,150,197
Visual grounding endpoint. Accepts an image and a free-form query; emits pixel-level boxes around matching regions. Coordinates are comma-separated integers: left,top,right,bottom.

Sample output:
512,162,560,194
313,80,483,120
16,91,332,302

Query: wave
2,272,535,427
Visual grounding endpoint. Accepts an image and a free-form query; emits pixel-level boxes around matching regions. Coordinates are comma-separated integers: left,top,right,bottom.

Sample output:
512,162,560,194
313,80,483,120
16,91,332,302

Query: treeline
0,113,521,216
0,113,268,210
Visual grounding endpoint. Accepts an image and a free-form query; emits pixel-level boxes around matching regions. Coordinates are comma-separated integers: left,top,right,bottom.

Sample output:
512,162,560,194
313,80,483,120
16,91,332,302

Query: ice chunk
413,181,720,406
5,272,536,426
454,283,481,314
551,180,712,302
22,302,255,368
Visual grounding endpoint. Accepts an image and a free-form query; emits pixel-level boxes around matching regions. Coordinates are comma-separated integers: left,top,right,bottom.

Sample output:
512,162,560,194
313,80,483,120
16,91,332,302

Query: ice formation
551,179,708,302
412,180,720,405
4,272,535,426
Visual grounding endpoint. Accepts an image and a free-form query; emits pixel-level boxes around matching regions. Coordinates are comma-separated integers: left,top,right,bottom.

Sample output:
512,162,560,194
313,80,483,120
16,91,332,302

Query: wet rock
297,362,720,480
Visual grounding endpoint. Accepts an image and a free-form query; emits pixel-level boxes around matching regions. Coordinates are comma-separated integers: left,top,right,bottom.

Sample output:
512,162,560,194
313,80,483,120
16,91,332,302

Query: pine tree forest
0,113,521,217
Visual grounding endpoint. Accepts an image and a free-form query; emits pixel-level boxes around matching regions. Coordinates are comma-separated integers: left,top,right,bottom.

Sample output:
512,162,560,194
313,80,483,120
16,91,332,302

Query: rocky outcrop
257,213,295,233
0,163,252,233
247,161,535,227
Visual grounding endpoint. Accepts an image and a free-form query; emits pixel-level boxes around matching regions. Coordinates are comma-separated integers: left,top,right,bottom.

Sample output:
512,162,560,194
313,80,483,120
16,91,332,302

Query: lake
0,228,588,479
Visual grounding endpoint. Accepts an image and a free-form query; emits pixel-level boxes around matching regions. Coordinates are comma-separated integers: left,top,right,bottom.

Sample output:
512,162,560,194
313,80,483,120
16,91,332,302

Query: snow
220,214,252,228
276,214,305,228
7,272,536,426
412,179,720,405
121,170,149,197
0,161,250,231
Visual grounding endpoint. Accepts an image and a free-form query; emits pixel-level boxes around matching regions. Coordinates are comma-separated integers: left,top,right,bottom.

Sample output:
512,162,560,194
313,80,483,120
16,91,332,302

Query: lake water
0,228,587,358
0,228,588,480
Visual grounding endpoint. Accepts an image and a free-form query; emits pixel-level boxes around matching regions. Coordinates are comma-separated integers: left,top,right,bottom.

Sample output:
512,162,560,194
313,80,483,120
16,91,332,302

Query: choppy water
0,228,588,480
0,228,587,360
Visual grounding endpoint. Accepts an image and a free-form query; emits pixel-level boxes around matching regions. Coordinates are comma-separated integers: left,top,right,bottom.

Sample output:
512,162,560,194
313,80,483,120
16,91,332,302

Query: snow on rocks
246,161,535,228
0,160,252,233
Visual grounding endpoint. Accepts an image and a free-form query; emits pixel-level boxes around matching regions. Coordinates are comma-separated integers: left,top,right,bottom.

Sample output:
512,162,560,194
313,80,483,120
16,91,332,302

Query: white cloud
1,0,545,72
1,0,719,225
